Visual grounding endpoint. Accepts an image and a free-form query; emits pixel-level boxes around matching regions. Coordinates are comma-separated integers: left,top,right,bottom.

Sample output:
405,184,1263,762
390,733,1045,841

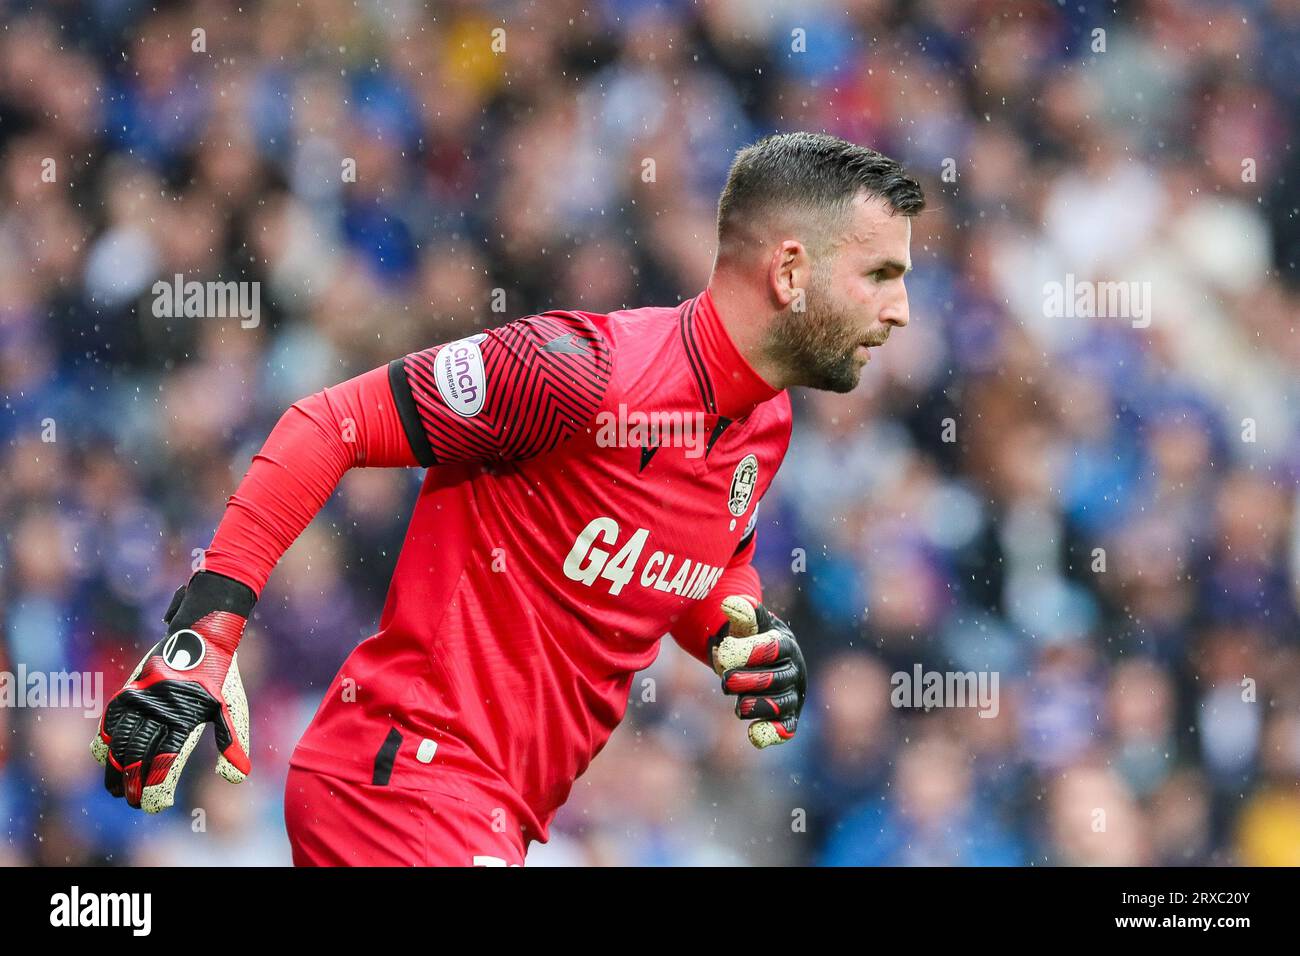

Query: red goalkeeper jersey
206,288,792,846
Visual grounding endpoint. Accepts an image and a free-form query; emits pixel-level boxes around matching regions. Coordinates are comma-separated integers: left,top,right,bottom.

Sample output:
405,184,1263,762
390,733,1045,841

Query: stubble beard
766,269,869,394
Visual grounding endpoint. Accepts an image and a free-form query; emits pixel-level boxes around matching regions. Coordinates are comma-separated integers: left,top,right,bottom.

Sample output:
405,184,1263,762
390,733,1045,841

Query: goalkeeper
93,132,923,865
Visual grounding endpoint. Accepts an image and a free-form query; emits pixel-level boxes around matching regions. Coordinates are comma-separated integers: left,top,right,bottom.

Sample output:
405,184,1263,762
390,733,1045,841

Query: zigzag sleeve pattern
389,311,613,466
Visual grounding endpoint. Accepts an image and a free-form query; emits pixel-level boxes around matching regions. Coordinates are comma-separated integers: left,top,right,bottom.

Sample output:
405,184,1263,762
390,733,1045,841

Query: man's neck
704,277,788,391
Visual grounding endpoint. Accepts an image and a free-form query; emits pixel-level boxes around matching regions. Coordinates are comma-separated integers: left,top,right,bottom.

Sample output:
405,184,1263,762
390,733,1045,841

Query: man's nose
881,282,909,328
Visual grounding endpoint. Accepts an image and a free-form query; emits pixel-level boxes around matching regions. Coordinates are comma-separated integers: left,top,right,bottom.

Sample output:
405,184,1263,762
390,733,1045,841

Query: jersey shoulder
581,303,702,409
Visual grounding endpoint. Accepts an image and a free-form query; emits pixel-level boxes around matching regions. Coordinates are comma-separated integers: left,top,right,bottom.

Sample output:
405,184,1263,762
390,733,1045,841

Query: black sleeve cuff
388,358,437,468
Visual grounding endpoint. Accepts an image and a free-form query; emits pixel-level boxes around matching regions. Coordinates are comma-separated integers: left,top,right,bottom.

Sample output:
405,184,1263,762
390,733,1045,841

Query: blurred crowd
2,0,1298,866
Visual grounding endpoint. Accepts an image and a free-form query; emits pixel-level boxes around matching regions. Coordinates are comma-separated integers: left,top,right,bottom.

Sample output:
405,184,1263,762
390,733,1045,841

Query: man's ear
768,238,812,310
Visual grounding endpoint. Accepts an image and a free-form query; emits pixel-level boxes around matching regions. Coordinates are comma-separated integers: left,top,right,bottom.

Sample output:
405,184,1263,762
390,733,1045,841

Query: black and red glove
709,596,808,748
91,570,256,812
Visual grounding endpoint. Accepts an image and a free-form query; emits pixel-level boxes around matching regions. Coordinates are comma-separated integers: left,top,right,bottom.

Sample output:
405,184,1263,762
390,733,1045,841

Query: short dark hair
715,132,924,261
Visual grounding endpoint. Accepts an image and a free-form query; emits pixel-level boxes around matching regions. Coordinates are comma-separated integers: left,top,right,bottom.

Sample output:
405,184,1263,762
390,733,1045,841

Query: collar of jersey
680,288,781,420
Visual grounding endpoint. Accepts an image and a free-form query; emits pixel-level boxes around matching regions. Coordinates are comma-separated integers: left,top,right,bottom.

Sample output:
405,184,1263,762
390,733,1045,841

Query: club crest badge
729,454,759,517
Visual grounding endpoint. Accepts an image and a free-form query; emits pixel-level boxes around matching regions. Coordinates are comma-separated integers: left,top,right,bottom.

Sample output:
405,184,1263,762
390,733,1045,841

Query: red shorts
283,765,527,867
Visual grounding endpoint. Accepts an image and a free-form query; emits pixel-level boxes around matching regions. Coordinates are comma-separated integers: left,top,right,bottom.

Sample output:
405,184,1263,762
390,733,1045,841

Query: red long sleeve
203,365,417,596
667,533,763,667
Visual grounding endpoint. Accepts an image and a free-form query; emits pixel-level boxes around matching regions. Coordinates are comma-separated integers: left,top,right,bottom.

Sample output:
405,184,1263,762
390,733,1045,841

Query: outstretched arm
206,310,610,594
94,311,611,811
204,364,416,595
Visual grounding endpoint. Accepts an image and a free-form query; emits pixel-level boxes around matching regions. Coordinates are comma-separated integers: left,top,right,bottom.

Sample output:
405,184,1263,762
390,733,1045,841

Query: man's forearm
203,365,418,595
667,535,762,666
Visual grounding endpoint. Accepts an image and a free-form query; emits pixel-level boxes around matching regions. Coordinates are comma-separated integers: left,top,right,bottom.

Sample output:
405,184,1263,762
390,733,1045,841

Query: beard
765,270,881,393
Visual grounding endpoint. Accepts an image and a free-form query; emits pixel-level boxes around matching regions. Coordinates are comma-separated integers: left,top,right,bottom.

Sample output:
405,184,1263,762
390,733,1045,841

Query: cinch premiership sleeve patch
388,311,613,467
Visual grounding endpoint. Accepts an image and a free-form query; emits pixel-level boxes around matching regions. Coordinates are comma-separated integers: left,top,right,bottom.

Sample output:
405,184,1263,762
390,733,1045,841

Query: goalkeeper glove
91,570,256,812
710,596,807,749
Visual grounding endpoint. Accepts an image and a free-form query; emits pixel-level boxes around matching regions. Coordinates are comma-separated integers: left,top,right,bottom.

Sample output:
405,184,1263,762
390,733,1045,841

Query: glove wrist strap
166,570,257,632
